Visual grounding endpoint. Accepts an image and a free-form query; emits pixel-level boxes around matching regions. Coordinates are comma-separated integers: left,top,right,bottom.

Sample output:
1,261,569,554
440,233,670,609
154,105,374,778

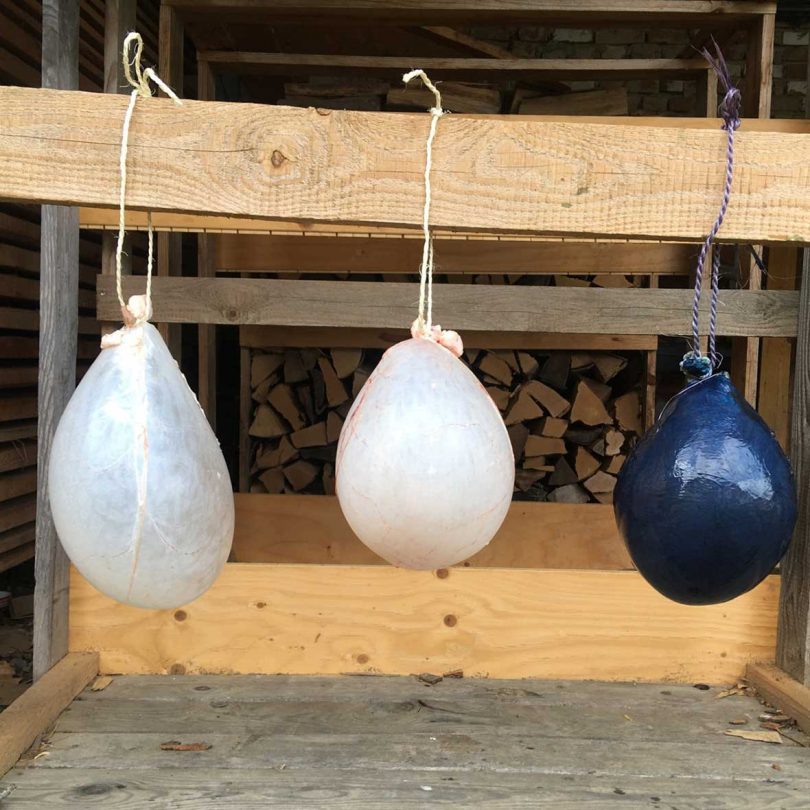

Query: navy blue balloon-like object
614,373,796,605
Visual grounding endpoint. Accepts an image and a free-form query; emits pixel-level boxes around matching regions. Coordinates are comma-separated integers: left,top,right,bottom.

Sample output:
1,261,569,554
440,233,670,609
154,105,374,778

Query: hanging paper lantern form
48,35,232,610
49,297,234,609
614,374,795,605
337,337,514,569
335,69,514,569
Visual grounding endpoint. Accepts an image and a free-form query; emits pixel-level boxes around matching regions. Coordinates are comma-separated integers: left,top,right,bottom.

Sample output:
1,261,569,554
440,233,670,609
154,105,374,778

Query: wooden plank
213,234,695,276
100,0,136,336
0,395,37,422
0,468,38,503
777,250,810,685
197,58,216,428
5,767,808,808
747,662,810,736
0,651,98,777
231,494,633,569
240,325,659,351
758,246,799,451
34,0,80,683
5,87,810,243
0,523,35,555
420,26,514,59
0,442,37,472
157,4,184,360
200,52,708,81
98,276,800,337
0,494,36,534
69,563,779,682
0,540,34,573
164,0,777,25
48,693,796,744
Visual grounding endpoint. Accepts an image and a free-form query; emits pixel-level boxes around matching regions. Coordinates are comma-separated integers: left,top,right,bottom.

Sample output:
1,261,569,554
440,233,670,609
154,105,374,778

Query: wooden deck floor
1,674,808,807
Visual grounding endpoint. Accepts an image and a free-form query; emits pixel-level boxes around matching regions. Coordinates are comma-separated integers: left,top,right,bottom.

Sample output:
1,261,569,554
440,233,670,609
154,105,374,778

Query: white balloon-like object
336,69,514,569
336,333,514,569
49,296,234,609
49,36,232,609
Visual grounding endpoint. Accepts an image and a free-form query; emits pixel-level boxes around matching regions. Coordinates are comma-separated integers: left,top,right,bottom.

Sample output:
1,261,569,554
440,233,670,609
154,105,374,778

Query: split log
251,353,284,388
549,457,577,487
524,380,570,418
548,483,590,504
570,379,613,426
318,357,349,407
575,447,601,482
479,352,514,386
525,435,566,457
291,422,328,448
268,384,304,431
505,389,544,426
584,471,618,495
615,391,642,434
331,348,363,379
539,417,568,438
249,405,287,438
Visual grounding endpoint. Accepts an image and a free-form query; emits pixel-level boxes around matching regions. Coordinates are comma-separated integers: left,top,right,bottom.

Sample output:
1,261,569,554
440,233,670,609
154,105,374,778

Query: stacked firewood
247,346,644,503
279,77,629,117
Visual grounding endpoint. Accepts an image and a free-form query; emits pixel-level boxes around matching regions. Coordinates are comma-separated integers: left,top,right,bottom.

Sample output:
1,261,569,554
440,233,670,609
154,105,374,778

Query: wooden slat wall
0,1,159,574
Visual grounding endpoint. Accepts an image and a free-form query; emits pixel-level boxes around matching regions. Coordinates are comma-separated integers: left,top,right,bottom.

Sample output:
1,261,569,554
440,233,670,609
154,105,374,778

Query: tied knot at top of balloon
114,32,182,327
402,70,458,354
683,40,740,383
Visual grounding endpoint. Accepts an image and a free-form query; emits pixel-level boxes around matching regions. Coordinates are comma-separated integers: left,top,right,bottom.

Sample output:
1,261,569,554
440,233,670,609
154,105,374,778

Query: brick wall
466,23,809,118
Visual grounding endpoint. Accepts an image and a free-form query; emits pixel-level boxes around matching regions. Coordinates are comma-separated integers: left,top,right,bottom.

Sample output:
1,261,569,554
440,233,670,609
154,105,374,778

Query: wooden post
34,0,80,681
731,11,775,405
775,29,810,686
197,59,217,428
157,4,183,361
101,0,136,334
776,250,810,685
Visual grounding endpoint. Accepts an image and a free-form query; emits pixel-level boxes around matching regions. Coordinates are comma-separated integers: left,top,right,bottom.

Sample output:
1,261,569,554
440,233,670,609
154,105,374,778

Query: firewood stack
247,346,644,503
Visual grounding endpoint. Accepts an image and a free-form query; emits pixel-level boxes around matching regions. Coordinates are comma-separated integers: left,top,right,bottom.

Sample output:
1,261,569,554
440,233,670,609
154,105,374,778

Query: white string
402,69,445,335
116,32,182,317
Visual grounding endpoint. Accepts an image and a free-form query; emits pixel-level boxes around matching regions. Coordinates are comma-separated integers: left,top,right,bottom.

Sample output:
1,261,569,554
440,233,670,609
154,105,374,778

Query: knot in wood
270,149,287,168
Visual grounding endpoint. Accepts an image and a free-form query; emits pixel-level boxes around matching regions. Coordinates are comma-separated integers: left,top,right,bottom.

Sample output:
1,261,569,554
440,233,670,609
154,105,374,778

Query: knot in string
115,32,182,324
683,40,739,381
401,70,460,354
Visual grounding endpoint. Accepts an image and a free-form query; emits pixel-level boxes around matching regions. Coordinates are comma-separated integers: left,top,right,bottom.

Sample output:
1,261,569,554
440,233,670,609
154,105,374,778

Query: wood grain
4,86,810,242
201,51,708,80
777,250,810,685
98,276,800,337
4,768,807,808
231,494,633,569
69,563,779,682
34,0,79,684
0,651,98,777
239,325,659,351
164,0,776,25
747,662,810,736
213,234,695,276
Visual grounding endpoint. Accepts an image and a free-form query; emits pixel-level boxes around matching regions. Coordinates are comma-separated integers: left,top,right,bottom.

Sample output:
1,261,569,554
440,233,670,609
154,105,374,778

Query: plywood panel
69,563,779,683
239,325,659,351
231,494,633,569
213,234,695,276
98,276,799,337
4,86,810,242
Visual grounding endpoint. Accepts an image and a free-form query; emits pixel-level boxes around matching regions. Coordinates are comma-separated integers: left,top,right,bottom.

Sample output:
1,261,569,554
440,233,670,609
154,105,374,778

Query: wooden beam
747,662,810,737
97,276,800,337
100,0,136,332
213,234,695,276
165,0,776,26
200,52,708,81
777,250,810,685
197,58,216,428
419,26,514,59
758,246,799,451
232,494,632,569
732,12,775,406
34,0,79,683
4,88,810,243
69,563,778,683
0,651,98,777
240,325,658,351
157,4,184,361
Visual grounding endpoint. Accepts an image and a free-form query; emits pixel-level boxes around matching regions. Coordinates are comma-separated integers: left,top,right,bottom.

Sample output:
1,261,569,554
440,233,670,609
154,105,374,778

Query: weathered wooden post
34,0,80,680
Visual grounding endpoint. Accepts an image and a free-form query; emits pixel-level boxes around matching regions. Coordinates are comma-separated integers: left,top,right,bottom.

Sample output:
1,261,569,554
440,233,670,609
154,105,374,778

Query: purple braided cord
687,42,741,373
